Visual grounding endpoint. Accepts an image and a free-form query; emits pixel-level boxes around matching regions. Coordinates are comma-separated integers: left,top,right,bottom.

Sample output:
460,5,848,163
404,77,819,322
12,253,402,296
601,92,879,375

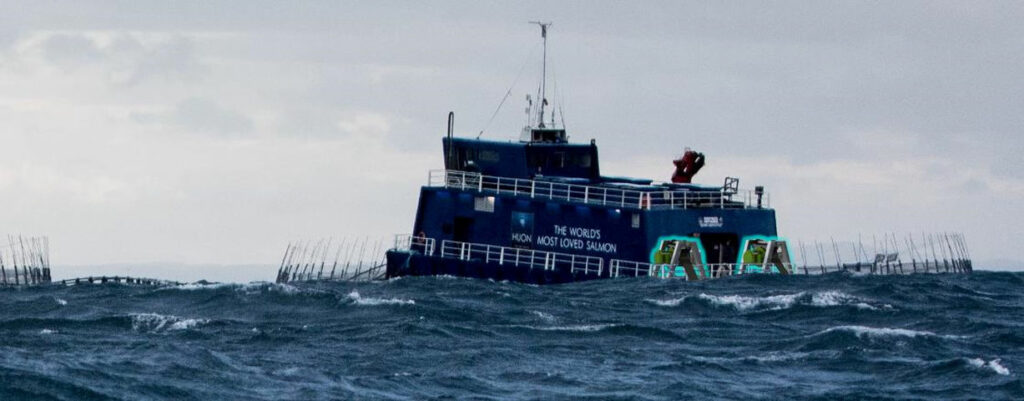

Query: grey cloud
112,36,204,86
40,33,104,67
22,31,205,86
132,98,254,137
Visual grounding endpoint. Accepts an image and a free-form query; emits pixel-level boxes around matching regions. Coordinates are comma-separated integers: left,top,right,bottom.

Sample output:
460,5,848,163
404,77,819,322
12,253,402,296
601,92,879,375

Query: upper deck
440,135,770,211
428,169,769,211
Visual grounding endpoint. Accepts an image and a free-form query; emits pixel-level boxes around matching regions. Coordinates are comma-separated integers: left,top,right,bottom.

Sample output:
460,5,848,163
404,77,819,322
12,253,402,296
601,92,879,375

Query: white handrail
608,259,792,280
392,234,436,256
428,169,768,210
439,239,603,276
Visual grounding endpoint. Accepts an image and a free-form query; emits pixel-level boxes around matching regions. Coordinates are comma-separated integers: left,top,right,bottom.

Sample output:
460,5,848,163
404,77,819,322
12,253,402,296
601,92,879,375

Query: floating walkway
55,276,183,286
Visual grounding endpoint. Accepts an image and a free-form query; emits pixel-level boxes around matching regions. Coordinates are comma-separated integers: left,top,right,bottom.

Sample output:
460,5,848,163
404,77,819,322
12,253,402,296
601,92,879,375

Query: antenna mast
530,21,551,128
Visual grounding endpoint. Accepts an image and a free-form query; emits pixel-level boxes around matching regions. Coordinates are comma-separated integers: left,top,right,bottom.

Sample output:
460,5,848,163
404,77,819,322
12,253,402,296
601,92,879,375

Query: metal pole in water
938,233,950,273
815,241,826,274
943,233,960,273
353,237,368,280
909,235,925,272
318,237,332,279
10,236,20,285
295,241,310,281
830,237,842,271
0,249,7,284
284,242,301,283
924,233,933,272
890,233,904,274
330,237,346,279
344,237,357,280
798,240,808,274
306,239,319,280
278,242,292,282
954,233,970,270
956,233,972,272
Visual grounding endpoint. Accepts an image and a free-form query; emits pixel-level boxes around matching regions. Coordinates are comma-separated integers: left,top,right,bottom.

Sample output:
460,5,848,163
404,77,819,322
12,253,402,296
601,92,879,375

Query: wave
346,291,415,306
130,313,209,332
54,298,67,306
691,351,815,364
531,310,557,322
163,281,303,295
814,325,964,340
966,358,1011,376
646,290,886,311
512,323,621,332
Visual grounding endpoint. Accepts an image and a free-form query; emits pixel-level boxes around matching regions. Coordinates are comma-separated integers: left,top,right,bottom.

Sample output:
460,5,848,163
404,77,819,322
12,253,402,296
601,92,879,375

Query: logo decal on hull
698,216,723,228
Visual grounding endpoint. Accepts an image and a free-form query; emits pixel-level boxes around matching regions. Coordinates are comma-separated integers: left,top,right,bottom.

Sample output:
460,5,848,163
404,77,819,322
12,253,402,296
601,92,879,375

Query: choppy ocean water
1,271,1022,400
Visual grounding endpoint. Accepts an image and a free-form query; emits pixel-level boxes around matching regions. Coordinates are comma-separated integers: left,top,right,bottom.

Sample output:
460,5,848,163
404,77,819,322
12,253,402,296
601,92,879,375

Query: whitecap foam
810,291,854,306
130,313,209,332
648,290,884,311
747,351,811,362
39,329,56,335
691,351,813,364
646,297,685,307
698,292,801,311
347,291,415,306
531,311,556,322
967,358,1011,375
532,323,618,332
169,282,235,291
54,298,67,306
816,325,963,340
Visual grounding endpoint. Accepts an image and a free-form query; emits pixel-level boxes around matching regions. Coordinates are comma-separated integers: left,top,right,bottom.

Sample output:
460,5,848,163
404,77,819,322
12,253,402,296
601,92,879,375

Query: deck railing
436,239,604,276
609,259,792,280
393,234,436,256
428,169,767,210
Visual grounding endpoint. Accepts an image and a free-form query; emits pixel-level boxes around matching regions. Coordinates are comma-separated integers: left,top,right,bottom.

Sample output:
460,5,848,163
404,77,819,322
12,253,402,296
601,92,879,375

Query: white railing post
584,187,589,204
531,181,535,198
499,248,504,265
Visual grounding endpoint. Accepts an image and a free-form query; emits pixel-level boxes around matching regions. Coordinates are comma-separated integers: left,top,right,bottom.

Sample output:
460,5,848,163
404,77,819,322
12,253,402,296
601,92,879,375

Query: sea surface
1,271,1022,400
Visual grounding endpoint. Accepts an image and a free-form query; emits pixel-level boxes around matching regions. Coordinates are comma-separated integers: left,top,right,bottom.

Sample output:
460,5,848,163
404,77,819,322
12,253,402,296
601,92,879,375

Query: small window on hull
474,196,495,213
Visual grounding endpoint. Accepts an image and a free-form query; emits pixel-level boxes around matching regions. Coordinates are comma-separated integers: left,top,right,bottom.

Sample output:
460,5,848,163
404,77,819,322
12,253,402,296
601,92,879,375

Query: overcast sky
1,1,1021,280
